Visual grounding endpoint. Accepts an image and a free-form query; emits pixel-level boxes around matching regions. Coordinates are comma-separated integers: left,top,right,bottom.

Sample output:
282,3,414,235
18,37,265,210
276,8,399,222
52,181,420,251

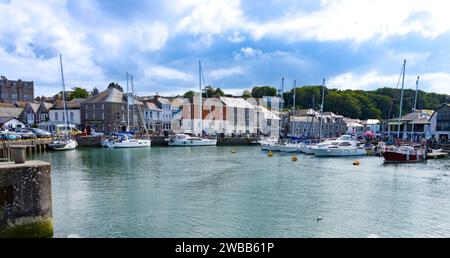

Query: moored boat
312,135,367,157
49,138,78,151
106,134,151,148
168,134,217,146
383,145,425,163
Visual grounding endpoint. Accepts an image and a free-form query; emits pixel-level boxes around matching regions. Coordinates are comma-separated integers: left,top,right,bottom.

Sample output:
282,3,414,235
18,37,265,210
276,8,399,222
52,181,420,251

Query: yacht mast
319,78,326,141
131,74,135,131
279,77,284,138
126,72,130,132
411,75,420,141
198,61,203,136
397,59,406,139
292,80,296,136
59,54,69,133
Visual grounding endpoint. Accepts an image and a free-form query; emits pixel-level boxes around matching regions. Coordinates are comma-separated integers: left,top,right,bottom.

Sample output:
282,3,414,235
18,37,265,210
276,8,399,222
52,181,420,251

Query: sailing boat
106,73,151,148
383,60,426,163
49,54,78,151
168,61,217,146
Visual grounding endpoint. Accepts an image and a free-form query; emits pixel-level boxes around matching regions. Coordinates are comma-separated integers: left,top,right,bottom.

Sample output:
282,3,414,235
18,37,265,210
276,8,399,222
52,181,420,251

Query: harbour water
31,146,450,238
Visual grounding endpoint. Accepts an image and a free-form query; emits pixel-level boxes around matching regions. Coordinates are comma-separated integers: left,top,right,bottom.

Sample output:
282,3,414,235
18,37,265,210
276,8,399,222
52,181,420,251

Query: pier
0,138,53,162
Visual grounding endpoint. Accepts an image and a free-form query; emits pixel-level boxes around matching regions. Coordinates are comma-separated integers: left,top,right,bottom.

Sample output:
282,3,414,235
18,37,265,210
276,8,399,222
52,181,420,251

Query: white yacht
260,138,279,151
279,142,302,153
168,134,217,146
311,135,367,157
106,134,151,148
49,138,78,151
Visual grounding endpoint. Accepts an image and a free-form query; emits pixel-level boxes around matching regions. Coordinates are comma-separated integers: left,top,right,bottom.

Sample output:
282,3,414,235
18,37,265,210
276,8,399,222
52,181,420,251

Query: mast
319,78,325,141
292,80,296,136
131,74,135,131
198,61,203,136
126,72,130,132
279,77,284,138
411,75,420,141
59,54,69,133
397,59,406,139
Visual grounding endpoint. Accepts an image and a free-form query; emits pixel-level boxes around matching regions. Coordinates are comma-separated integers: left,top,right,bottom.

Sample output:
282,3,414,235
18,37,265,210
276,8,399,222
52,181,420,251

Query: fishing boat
312,135,367,157
168,134,217,146
383,145,426,163
49,54,78,151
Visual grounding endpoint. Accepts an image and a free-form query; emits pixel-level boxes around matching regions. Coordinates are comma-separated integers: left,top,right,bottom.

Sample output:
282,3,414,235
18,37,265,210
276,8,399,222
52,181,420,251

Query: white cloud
228,31,246,43
245,0,450,42
143,65,194,81
328,70,450,94
234,47,290,60
209,66,245,80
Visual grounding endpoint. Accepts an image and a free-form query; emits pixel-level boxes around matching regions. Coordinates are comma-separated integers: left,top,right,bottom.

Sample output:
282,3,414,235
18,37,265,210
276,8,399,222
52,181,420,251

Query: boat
104,74,152,148
49,54,78,151
49,137,78,151
312,135,367,157
279,142,302,153
168,134,217,146
383,145,425,163
260,138,279,150
106,133,151,148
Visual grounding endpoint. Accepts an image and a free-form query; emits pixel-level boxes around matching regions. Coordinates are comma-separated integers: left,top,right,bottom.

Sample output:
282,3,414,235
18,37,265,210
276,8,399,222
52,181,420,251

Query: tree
242,90,252,99
183,91,195,98
251,86,277,98
69,87,89,100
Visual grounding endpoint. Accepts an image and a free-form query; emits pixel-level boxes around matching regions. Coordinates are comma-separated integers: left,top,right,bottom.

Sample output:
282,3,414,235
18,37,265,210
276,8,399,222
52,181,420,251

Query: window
102,104,105,110
85,113,88,120
93,104,95,111
93,113,95,120
70,112,74,122
55,112,59,121
102,113,105,120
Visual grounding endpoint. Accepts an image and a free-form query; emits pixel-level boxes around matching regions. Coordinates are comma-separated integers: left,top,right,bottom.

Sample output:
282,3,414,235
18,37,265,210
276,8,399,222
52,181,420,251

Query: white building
144,102,162,133
0,118,25,130
361,119,381,133
43,99,83,132
151,96,172,132
345,119,364,135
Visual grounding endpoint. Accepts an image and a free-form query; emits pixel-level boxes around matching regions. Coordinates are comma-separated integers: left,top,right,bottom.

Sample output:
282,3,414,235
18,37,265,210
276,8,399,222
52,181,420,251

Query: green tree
69,87,89,100
242,90,252,99
183,91,196,98
251,86,277,98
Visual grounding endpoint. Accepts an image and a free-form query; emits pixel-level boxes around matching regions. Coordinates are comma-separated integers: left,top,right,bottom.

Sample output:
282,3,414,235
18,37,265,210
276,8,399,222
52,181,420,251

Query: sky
1,0,450,97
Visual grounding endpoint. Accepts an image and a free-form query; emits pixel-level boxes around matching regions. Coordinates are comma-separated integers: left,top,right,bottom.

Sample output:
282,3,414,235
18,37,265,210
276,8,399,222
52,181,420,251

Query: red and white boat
383,145,426,163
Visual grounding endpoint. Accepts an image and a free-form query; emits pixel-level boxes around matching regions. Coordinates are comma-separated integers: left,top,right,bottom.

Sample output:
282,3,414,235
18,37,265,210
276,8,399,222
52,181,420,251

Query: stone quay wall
0,161,53,238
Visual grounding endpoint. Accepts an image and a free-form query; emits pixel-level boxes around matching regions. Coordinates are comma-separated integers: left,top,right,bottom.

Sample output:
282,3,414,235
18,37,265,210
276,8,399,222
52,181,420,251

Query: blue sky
1,0,450,97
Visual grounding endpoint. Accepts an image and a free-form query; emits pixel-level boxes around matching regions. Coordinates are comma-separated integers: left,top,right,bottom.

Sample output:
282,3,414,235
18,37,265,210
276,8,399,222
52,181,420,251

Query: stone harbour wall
0,161,53,238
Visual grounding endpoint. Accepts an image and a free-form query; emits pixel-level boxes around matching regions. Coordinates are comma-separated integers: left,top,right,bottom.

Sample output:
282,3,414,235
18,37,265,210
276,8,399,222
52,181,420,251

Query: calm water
31,146,450,238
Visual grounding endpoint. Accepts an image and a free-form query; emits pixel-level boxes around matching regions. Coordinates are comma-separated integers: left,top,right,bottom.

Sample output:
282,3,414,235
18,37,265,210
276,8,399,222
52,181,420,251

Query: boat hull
279,146,301,153
49,140,78,151
313,148,367,157
168,139,217,146
106,140,151,148
383,151,425,163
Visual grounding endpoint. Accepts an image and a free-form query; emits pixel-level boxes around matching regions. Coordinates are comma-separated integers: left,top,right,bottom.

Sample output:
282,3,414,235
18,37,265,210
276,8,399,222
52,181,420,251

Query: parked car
29,128,52,138
0,131,19,140
15,129,36,139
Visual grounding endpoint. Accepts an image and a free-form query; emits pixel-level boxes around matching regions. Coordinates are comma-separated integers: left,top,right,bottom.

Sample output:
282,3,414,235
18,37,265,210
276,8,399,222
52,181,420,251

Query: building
41,98,84,132
246,98,280,137
0,76,34,103
144,102,162,133
170,97,189,134
385,110,431,141
345,119,364,135
0,103,24,130
289,110,346,138
80,84,145,135
21,102,41,126
179,96,257,136
149,96,172,132
429,104,450,142
360,119,381,133
0,118,25,130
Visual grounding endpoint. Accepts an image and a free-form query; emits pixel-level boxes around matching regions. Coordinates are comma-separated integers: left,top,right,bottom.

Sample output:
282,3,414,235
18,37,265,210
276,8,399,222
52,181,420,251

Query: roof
411,117,430,124
171,97,189,108
42,102,54,110
0,117,17,124
290,116,315,122
27,102,40,113
256,106,280,120
219,97,254,109
362,119,380,125
346,122,364,127
52,99,83,109
0,107,24,118
156,97,171,105
82,87,143,105
145,102,162,111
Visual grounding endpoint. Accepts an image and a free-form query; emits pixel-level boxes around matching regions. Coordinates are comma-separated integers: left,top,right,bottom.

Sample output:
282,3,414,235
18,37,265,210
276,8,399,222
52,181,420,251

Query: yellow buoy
353,160,360,166
231,149,236,154
268,151,273,157
292,156,298,162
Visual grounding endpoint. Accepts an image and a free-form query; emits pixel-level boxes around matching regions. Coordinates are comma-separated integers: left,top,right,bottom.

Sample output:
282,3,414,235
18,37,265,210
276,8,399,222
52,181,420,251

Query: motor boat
383,145,425,163
299,142,320,154
167,134,217,146
105,134,151,148
260,138,279,151
279,142,302,153
312,135,367,157
49,138,78,151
